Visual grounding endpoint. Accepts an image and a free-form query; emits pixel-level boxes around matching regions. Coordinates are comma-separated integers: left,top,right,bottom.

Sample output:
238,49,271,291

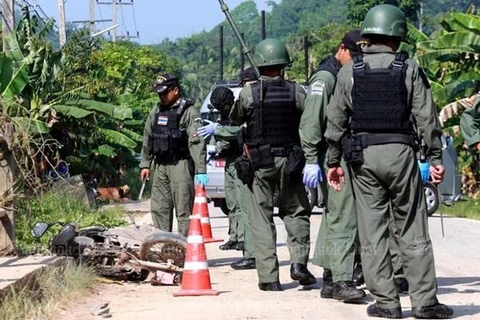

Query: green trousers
352,144,438,309
150,159,194,237
245,157,311,283
225,156,245,242
238,181,255,259
313,156,357,283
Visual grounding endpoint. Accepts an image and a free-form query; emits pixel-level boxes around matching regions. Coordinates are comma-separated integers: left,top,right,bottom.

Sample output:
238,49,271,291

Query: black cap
153,73,179,93
342,29,369,53
210,86,234,111
239,67,258,83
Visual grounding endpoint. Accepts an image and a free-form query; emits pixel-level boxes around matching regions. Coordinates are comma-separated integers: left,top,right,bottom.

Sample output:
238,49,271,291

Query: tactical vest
311,56,342,81
351,52,412,134
148,99,191,160
217,118,242,157
246,79,299,147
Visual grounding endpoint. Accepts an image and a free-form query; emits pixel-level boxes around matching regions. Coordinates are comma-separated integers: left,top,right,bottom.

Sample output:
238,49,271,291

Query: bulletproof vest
311,56,342,81
246,79,299,147
149,99,191,159
351,52,412,134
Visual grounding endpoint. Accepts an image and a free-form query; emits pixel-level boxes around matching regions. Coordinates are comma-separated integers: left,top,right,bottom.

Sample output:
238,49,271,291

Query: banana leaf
54,105,94,118
77,100,133,120
1,61,29,98
98,128,137,149
92,144,117,158
120,127,143,142
11,117,49,134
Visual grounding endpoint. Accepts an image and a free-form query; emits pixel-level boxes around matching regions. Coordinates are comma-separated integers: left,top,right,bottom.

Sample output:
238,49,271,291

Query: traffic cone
194,184,222,243
173,214,219,297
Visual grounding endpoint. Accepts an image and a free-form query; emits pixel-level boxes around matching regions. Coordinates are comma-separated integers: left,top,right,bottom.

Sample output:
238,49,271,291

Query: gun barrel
218,0,260,78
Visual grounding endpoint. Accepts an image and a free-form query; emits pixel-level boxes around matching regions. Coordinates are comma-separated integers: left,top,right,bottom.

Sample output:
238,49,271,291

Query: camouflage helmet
253,38,290,68
210,86,234,111
361,4,407,39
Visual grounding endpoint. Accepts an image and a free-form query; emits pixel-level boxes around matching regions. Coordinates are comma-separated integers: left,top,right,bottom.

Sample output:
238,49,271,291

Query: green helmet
253,38,290,68
361,4,407,39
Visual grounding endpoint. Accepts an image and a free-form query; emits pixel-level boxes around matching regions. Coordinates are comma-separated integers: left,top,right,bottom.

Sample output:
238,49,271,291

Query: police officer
300,29,368,303
325,5,453,319
230,38,315,291
139,74,207,237
197,86,256,270
460,93,480,150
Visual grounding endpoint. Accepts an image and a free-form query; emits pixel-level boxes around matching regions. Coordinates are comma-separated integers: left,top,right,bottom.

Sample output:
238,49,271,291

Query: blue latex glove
197,120,218,139
206,145,217,156
418,161,430,183
195,174,209,187
302,164,323,188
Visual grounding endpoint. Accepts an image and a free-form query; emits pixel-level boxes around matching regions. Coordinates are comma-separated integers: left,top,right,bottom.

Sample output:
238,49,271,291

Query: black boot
366,304,402,319
333,281,366,303
219,240,237,250
235,241,244,251
258,281,283,291
411,303,453,319
231,258,256,270
353,262,365,287
394,277,409,294
290,263,317,286
321,268,333,299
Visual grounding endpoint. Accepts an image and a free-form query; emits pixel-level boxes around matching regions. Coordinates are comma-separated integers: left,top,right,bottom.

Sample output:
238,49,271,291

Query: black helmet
210,86,234,111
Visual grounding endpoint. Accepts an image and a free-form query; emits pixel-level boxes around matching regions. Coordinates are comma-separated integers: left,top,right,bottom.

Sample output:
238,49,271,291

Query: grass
15,190,127,255
437,198,480,220
0,260,97,320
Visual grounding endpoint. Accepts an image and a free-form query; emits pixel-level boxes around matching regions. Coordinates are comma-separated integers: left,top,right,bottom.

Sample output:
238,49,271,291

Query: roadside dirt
56,203,480,320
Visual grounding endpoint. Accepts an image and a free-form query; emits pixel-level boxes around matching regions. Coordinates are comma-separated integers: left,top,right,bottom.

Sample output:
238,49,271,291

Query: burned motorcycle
31,222,187,284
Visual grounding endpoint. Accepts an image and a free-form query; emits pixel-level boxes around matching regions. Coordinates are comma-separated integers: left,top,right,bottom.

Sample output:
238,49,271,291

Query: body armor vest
351,52,412,134
148,99,191,160
246,79,299,147
311,56,342,80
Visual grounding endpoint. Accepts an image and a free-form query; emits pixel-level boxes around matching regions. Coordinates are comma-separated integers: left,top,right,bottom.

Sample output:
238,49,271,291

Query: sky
32,0,275,45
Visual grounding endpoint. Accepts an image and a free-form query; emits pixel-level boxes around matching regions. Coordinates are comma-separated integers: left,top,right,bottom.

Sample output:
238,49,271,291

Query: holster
234,155,254,186
248,144,274,169
343,135,364,166
285,145,306,176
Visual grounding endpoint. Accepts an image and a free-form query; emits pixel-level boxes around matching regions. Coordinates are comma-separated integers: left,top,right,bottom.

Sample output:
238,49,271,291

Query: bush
15,191,127,254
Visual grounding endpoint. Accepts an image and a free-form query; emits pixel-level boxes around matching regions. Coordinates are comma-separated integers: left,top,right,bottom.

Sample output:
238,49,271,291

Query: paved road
60,203,480,320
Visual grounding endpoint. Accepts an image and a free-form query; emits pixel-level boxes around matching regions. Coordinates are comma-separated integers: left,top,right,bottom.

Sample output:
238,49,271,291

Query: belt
271,147,287,157
356,133,416,148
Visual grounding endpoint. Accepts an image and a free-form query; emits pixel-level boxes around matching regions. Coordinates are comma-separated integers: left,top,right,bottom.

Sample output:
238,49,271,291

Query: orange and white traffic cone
173,214,219,297
193,184,222,243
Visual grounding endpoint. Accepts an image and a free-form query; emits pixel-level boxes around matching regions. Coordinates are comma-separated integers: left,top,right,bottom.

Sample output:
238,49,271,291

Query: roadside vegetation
438,199,480,220
0,260,97,320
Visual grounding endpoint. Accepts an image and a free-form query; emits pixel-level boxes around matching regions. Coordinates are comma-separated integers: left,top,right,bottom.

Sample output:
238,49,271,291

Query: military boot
353,262,365,287
367,303,402,319
320,268,333,299
231,258,256,270
333,281,366,303
235,241,244,251
219,240,237,250
290,263,317,286
411,303,453,319
258,281,283,291
394,277,409,294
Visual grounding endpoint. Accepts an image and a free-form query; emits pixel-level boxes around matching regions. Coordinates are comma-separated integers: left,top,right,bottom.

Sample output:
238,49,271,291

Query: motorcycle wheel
139,232,187,267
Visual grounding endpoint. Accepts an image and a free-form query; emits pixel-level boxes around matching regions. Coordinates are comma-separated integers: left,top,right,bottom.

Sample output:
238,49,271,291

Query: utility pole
90,0,96,35
2,0,14,51
57,0,67,47
97,0,135,42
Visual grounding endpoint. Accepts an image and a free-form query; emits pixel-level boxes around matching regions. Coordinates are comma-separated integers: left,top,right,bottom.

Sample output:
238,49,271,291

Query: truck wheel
424,182,440,216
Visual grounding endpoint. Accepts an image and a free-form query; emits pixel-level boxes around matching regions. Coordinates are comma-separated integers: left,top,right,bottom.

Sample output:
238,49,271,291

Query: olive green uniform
325,45,443,309
299,64,357,283
140,98,206,237
213,125,254,258
460,97,480,148
230,76,311,283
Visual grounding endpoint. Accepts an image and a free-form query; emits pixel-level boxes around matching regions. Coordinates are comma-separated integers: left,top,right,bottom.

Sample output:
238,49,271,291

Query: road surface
58,203,480,319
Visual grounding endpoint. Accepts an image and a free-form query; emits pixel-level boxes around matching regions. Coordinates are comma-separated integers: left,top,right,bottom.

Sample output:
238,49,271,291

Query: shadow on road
437,276,480,295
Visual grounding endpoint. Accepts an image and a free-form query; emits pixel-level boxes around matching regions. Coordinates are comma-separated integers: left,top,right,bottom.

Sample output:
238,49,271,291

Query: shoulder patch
310,80,325,96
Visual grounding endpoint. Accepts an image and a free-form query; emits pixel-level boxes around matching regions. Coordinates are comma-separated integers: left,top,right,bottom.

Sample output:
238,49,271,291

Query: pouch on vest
285,145,306,176
343,135,364,166
234,155,254,186
170,129,183,151
249,144,274,169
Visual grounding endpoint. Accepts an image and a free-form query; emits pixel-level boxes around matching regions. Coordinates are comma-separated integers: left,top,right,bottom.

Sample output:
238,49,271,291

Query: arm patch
310,80,325,96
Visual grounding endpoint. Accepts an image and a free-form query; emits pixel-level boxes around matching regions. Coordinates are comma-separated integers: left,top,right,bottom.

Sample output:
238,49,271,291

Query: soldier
139,74,208,237
230,38,315,291
197,86,256,270
460,93,480,151
325,4,453,319
300,29,368,303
